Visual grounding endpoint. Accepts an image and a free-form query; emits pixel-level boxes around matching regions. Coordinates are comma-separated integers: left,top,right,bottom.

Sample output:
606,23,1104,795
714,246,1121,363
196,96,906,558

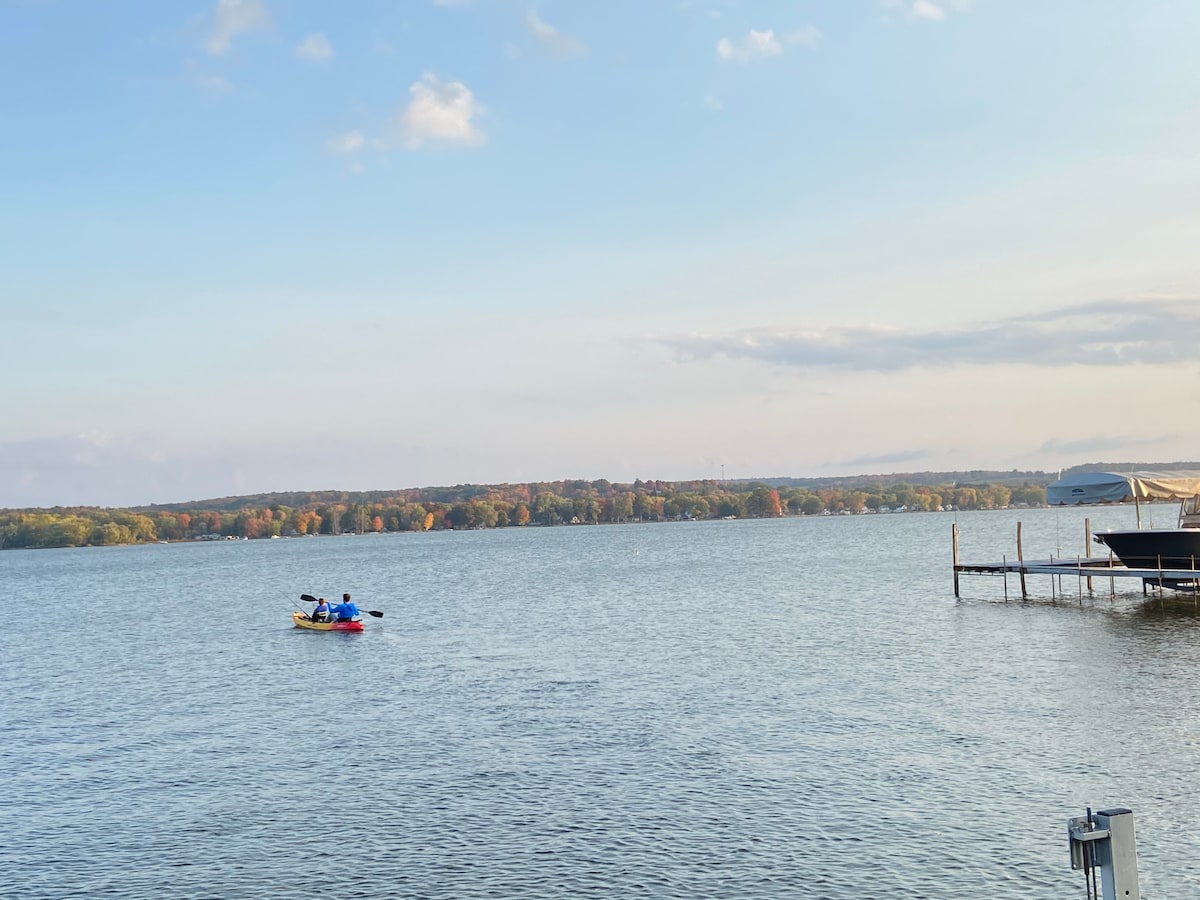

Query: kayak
292,612,364,632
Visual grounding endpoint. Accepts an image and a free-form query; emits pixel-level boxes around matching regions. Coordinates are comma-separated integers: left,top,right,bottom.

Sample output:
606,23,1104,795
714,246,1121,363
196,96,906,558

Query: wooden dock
951,521,1200,601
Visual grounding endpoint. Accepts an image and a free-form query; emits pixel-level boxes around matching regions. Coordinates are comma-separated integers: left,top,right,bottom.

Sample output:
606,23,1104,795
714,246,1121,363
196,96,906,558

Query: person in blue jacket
332,593,360,622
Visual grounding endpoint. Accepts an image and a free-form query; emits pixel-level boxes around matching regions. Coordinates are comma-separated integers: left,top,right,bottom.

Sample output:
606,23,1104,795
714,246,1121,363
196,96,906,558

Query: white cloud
657,299,1200,372
525,10,586,57
842,448,932,467
913,0,945,21
882,0,969,22
294,33,333,62
327,131,365,154
320,76,484,160
399,73,485,149
716,29,782,62
204,0,270,55
1038,435,1165,456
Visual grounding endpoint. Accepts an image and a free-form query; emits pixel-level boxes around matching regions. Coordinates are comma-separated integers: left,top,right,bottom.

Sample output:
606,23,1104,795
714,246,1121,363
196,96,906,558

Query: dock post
1085,518,1093,593
952,523,960,598
1068,807,1140,900
1016,521,1028,600
1078,556,1083,604
1003,554,1009,603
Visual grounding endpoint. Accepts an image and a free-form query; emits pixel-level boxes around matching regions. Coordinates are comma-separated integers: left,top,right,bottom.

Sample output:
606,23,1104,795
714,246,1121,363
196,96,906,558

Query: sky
4,0,1200,507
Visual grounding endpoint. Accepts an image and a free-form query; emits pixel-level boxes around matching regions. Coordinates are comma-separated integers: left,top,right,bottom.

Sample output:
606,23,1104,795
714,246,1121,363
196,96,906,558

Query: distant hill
739,462,1200,492
732,469,1054,490
138,489,415,514
134,469,1057,513
99,462,1200,514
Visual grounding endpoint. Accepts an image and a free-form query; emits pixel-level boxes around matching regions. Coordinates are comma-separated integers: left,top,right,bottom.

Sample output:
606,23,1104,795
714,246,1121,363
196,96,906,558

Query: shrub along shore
0,477,1047,549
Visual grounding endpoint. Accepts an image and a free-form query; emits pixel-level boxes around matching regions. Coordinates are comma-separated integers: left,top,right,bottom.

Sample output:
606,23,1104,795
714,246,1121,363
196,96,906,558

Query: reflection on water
3,508,1200,898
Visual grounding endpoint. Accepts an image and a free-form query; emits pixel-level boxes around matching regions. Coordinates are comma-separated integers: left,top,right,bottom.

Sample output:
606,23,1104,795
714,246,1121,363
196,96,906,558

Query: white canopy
1047,470,1200,506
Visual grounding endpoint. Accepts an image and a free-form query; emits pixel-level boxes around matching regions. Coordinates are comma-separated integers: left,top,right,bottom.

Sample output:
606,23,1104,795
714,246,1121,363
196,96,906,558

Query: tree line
0,478,1047,549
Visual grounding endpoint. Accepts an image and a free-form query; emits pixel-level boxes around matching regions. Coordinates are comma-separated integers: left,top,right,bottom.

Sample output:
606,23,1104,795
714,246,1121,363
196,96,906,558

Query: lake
3,506,1200,898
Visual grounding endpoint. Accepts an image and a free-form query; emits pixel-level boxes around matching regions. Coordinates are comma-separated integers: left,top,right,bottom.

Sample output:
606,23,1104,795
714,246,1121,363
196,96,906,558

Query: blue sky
4,0,1200,506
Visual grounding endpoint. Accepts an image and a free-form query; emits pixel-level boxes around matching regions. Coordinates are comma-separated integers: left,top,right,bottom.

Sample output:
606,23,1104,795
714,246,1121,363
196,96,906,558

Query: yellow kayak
292,612,364,632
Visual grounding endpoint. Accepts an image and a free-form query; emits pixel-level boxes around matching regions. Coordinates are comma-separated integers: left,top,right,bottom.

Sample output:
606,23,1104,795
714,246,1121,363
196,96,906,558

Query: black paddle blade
300,593,318,603
366,610,384,618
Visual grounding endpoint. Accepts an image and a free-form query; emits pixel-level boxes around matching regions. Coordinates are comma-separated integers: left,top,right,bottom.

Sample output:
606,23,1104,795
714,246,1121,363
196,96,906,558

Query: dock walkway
951,522,1200,600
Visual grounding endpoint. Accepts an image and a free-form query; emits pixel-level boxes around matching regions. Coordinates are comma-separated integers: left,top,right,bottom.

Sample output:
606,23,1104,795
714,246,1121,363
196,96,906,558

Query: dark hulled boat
1093,528,1200,571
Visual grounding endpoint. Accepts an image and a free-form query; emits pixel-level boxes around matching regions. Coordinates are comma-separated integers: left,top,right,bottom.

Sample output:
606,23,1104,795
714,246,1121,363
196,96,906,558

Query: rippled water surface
5,507,1200,898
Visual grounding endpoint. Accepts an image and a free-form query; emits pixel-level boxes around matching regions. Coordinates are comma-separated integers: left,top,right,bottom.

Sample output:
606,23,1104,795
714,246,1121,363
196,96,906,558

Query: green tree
91,522,134,545
48,517,92,547
610,492,634,522
447,504,471,529
533,491,565,525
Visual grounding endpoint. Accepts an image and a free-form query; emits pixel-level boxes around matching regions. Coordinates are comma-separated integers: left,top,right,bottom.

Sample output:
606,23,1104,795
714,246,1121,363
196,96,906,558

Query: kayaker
332,592,360,622
312,597,331,623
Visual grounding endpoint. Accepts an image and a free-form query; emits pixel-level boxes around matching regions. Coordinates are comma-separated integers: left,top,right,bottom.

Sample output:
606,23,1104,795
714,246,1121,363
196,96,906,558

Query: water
4,507,1200,898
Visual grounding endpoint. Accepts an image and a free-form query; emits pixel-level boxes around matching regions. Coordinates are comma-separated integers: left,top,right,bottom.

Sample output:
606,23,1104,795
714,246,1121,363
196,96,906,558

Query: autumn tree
746,486,782,517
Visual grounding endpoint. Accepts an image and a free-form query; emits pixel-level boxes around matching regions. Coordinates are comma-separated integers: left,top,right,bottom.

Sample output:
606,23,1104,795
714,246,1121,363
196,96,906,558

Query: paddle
299,593,384,618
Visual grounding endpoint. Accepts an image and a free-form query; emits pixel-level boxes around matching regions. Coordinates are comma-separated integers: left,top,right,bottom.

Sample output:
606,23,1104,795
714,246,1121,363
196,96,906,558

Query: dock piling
1017,521,1028,600
1085,518,1093,593
952,523,960,599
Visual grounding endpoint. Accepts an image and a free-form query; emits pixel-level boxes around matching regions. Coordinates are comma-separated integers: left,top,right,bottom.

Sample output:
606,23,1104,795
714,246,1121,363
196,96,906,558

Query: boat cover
1047,471,1200,505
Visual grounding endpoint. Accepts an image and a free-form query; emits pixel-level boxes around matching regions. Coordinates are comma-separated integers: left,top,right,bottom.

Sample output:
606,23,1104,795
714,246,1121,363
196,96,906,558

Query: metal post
1096,809,1140,900
1017,521,1027,599
952,523,960,598
1085,517,1093,593
1068,807,1140,900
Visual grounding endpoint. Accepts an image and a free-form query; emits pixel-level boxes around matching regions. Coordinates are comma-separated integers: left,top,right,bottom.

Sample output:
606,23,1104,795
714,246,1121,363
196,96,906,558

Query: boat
1093,525,1200,571
1048,471,1200,578
292,612,364,632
